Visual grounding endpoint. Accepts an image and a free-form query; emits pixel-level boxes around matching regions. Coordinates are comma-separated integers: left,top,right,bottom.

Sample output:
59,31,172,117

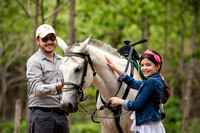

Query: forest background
0,0,200,133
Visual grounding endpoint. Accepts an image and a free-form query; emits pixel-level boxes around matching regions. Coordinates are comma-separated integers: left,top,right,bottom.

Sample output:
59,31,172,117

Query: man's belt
30,107,68,115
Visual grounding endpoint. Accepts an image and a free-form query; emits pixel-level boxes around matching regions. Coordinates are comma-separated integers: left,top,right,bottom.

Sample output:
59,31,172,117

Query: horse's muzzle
60,102,78,113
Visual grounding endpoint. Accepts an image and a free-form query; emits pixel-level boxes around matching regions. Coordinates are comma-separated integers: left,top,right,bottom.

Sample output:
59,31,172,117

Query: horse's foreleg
100,121,119,133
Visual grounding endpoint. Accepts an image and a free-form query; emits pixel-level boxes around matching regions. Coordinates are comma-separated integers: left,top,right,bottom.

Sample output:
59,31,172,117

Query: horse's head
57,36,95,113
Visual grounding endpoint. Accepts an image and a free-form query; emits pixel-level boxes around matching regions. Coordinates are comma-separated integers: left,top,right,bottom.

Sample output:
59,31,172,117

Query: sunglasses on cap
41,35,56,43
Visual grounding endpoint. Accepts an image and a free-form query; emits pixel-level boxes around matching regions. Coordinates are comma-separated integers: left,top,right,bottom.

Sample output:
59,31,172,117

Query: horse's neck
88,46,129,102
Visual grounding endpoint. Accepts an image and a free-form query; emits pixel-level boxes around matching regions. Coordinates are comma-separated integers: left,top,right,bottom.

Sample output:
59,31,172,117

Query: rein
78,103,129,119
62,51,96,102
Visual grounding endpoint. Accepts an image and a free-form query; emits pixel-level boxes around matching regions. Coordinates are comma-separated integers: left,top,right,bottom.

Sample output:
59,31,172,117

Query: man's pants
28,108,70,133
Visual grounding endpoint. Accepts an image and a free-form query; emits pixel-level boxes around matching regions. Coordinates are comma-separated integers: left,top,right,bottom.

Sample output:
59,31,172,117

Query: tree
182,1,199,133
67,0,75,45
0,36,28,121
16,0,70,54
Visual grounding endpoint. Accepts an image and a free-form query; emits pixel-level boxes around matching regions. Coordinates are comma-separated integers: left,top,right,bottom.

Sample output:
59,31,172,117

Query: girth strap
100,94,123,133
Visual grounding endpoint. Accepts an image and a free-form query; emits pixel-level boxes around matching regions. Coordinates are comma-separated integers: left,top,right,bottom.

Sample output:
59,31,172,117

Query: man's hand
56,82,62,90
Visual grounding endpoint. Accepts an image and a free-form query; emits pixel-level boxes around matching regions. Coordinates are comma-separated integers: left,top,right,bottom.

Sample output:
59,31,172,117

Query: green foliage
70,123,101,133
188,118,200,133
194,47,200,59
163,97,200,133
20,118,28,133
166,72,180,95
163,97,182,133
0,120,14,133
70,85,98,124
0,118,27,133
193,78,200,86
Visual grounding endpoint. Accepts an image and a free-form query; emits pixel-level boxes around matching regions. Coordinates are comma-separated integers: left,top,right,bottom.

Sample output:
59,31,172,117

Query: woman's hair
140,50,162,72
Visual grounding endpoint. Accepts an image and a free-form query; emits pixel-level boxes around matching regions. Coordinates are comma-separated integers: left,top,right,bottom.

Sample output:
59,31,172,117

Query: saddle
117,40,139,61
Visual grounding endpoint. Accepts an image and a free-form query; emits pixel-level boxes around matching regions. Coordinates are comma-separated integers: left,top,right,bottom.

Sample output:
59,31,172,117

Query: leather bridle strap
62,51,96,101
64,52,96,76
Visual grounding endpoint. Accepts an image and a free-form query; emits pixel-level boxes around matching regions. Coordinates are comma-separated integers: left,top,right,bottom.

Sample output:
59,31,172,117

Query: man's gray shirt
26,49,63,108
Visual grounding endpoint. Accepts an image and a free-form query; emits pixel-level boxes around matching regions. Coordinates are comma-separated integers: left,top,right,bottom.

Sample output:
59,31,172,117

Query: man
26,24,70,133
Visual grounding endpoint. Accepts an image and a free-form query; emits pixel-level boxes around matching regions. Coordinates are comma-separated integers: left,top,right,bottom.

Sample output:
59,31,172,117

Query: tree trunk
14,99,21,133
67,0,75,45
180,22,185,100
181,2,198,133
145,16,150,50
52,0,60,27
141,16,149,52
0,67,7,122
163,1,168,75
33,0,39,54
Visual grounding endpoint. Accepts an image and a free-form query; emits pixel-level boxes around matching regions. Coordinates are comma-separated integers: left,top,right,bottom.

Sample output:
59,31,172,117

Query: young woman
105,50,166,133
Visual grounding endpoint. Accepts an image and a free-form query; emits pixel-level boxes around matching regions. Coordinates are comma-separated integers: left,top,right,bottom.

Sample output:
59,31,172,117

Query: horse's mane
72,38,123,58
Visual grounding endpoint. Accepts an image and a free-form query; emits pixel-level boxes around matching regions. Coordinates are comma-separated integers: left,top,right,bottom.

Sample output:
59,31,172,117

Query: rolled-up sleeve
122,100,129,110
26,59,58,96
118,72,128,82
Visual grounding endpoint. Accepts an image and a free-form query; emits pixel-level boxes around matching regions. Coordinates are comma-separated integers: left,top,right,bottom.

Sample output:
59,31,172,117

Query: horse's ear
56,37,68,52
78,35,92,52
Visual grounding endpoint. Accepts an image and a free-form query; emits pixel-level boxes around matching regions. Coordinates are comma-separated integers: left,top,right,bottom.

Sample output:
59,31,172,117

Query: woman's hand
110,97,124,105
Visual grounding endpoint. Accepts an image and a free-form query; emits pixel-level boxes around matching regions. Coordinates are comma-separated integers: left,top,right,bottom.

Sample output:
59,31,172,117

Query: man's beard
39,42,55,53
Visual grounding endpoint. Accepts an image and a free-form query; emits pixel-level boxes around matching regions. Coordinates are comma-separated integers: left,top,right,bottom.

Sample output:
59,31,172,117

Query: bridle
61,51,96,102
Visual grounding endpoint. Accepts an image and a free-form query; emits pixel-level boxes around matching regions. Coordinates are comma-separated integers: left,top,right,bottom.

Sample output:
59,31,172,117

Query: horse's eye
75,67,82,73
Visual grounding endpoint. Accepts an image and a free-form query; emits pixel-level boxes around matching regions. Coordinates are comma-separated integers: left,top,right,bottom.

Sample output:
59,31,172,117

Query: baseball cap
35,24,56,38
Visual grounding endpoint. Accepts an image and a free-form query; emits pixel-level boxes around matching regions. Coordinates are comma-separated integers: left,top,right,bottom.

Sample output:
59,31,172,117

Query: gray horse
58,36,142,133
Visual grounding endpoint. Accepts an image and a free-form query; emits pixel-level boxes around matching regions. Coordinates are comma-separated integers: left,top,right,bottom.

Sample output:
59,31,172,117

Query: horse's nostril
67,103,73,109
60,102,78,113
